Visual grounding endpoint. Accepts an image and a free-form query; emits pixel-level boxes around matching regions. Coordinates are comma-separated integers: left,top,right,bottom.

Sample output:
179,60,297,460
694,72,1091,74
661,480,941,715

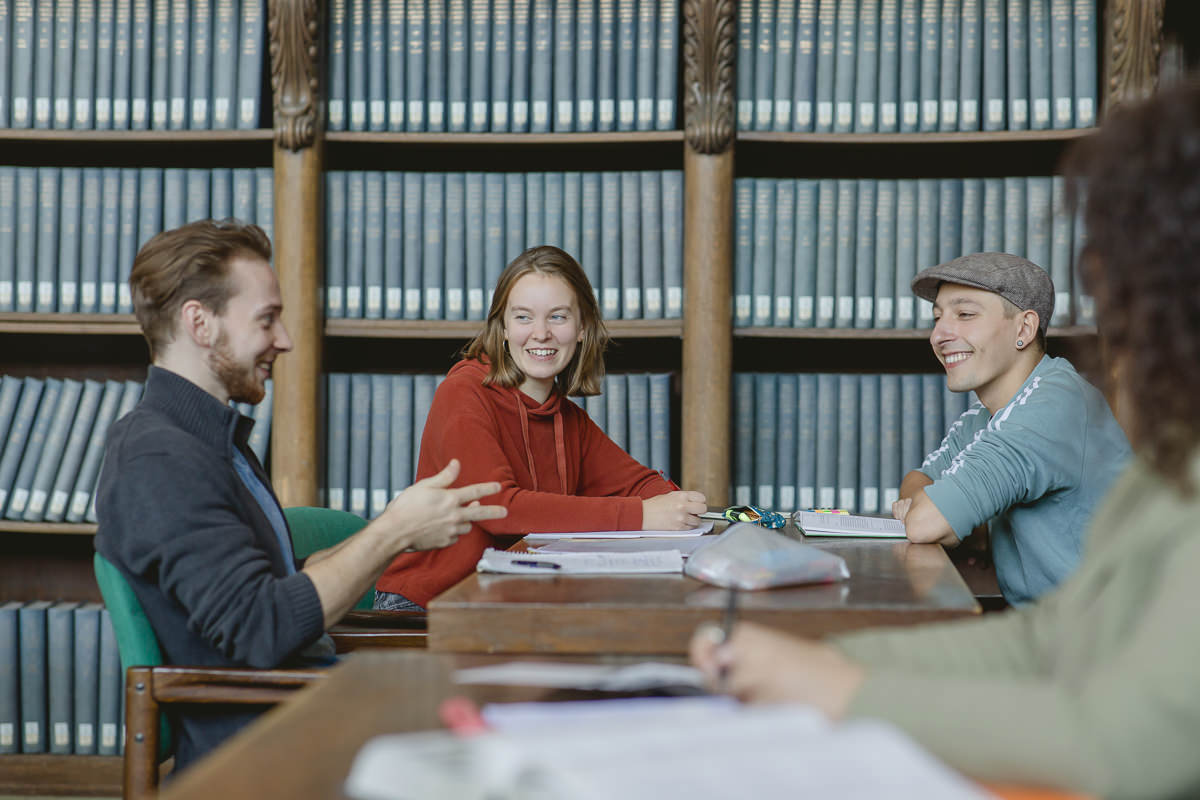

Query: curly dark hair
1063,81,1200,490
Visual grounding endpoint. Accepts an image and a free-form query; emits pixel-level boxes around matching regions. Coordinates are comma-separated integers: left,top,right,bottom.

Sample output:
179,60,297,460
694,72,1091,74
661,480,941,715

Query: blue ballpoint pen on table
511,559,562,570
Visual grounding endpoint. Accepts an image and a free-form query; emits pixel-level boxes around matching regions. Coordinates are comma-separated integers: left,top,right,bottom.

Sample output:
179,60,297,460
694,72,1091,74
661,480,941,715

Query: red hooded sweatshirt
376,358,676,607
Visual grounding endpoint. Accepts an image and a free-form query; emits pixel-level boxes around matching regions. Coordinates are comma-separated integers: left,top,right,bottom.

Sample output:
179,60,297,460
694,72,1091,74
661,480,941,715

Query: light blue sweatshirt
919,355,1131,605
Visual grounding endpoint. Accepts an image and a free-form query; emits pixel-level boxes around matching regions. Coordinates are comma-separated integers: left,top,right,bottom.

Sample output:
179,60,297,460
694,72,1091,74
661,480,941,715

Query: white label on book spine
0,723,12,746
350,101,366,128
390,101,405,126
1011,99,1028,124
1033,98,1050,125
10,488,29,514
754,295,771,321
666,287,683,315
862,488,879,513
38,281,54,307
240,99,256,126
735,486,750,506
917,300,934,323
0,283,11,307
779,486,795,511
326,286,344,315
738,100,753,128
598,99,614,125
112,98,128,125
371,489,389,515
556,100,572,126
986,98,1003,123
13,97,28,124
757,486,774,508
1077,98,1094,126
75,99,91,124
603,288,619,316
49,490,69,516
795,101,812,128
192,98,208,126
776,296,791,321
817,102,833,127
328,100,345,127
492,103,508,127
17,281,32,308
133,98,149,126
62,281,77,307
857,296,872,320
960,99,978,126
428,100,445,127
328,488,345,511
638,97,654,125
101,723,116,748
902,101,918,126
447,288,464,314
921,100,938,126
1056,291,1069,315
1055,97,1071,124
372,100,388,126
77,723,94,748
468,288,484,315
883,487,900,507
171,98,186,126
877,297,894,324
95,99,111,125
858,103,874,128
897,296,914,324
623,288,640,315
818,487,835,508
755,99,772,127
425,288,442,315
55,98,70,125
36,97,52,125
345,286,361,315
81,283,96,308
366,286,382,315
153,99,168,126
797,297,814,322
24,722,38,746
775,100,791,127
836,101,852,127
450,102,467,128
54,722,69,746
836,296,853,321
645,288,662,315
818,296,834,321
619,100,635,126
71,491,90,517
838,488,855,510
101,282,116,308
472,101,488,127
880,102,897,128
119,284,131,309
405,288,421,315
579,99,594,127
735,295,751,322
350,490,367,516
657,99,673,127
512,101,528,128
940,100,957,126
407,101,423,127
29,489,47,515
799,487,815,509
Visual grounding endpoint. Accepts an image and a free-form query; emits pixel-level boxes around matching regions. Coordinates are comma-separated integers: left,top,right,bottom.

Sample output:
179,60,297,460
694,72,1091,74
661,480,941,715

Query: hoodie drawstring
515,392,568,494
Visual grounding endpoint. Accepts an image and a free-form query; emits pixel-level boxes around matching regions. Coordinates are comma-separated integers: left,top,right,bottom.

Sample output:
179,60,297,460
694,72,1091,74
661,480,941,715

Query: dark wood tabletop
428,534,981,654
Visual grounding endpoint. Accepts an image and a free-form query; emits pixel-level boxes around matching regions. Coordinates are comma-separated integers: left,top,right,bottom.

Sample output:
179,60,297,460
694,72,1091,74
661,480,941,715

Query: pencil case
683,523,850,590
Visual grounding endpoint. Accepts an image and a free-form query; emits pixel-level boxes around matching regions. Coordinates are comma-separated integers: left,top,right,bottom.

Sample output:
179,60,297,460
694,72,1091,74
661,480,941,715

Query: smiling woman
373,246,707,610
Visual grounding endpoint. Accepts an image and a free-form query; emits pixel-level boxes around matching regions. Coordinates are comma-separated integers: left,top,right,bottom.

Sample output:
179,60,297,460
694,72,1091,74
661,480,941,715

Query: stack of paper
792,510,907,538
475,548,684,575
523,521,714,540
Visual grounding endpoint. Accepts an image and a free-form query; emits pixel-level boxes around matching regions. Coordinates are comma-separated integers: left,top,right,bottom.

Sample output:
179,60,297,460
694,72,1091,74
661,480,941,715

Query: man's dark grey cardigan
94,366,325,773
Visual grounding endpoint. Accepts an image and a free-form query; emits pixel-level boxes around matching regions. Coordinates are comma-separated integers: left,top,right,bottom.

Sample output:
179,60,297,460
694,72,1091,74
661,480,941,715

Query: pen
717,587,738,693
511,559,562,570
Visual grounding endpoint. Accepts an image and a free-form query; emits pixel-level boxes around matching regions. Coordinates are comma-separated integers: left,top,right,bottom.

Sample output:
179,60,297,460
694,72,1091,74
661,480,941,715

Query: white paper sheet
454,661,707,693
523,521,714,540
529,537,712,558
793,510,907,538
475,548,684,574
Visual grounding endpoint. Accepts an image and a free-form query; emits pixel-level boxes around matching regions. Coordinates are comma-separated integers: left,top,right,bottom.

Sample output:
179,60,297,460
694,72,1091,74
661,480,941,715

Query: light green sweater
834,453,1200,800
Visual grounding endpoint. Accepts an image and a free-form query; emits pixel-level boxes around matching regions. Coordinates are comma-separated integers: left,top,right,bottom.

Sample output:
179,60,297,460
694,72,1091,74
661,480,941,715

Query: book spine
793,179,817,326
491,0,511,130
255,166,273,240
793,0,818,131
921,373,944,456
853,0,879,133
552,0,574,130
97,610,120,756
854,179,876,328
33,0,52,128
873,179,896,328
894,179,917,327
210,166,231,218
900,374,922,475
960,176,983,254
1006,0,1028,129
897,0,919,131
72,605,102,755
423,173,445,319
981,0,1004,131
576,0,596,130
325,171,346,319
1073,201,1091,323
736,0,753,129
53,0,76,128
875,0,898,131
796,374,817,508
833,179,857,328
0,602,19,754
47,602,77,753
524,172,544,245
447,0,468,132
127,0,149,129
599,171,620,318
149,0,168,129
369,374,391,517
733,178,753,327
655,0,677,129
1072,0,1095,127
348,0,366,131
246,379,271,464
368,0,388,131
815,373,838,509
632,0,653,131
97,169,120,314
649,373,671,475
35,168,60,313
543,170,563,247
754,373,777,508
0,169,12,311
74,0,97,129
57,168,82,312
1049,175,1072,326
69,382,123,522
111,0,131,128
1050,0,1072,128
342,171,364,318
733,372,753,505
958,0,982,130
1026,175,1053,273
325,374,350,511
465,172,486,320
815,178,837,327
858,374,880,513
662,171,683,318
772,0,795,131
510,0,530,131
1028,0,1051,129
914,179,938,325
596,0,616,130
46,380,104,522
751,178,775,327
615,0,635,131
161,167,185,230
231,167,254,223
0,378,43,516
981,175,1003,251
19,602,50,753
562,172,581,265
619,171,641,319
403,172,424,318
484,172,506,306
386,0,405,130
776,374,797,510
938,0,960,131
938,178,962,263
753,0,775,131
327,0,347,130
405,0,426,131
626,374,650,465
389,375,414,496
427,0,447,131
581,172,602,303
364,170,385,319
772,179,795,326
917,0,939,132
504,170,526,265
832,0,856,133
604,373,627,450
879,374,901,505
836,374,858,510
165,0,186,129
444,172,466,320
25,379,83,522
585,390,606,433
528,0,551,132
468,0,489,131
1003,175,1026,257
639,171,662,319
183,0,208,128
9,0,31,128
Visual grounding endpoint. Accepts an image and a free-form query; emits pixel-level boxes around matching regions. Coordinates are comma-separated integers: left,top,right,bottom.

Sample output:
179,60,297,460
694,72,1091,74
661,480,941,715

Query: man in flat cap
891,252,1130,605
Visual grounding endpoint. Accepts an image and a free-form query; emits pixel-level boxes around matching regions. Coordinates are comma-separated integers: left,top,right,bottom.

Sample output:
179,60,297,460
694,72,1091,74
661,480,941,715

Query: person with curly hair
690,82,1200,799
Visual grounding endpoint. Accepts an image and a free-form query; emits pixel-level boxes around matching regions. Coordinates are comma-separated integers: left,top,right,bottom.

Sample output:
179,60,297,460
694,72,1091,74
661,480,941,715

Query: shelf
0,129,275,168
0,521,98,535
325,130,684,145
735,325,1098,340
736,128,1096,145
0,129,274,143
0,753,122,796
0,313,141,335
326,318,683,339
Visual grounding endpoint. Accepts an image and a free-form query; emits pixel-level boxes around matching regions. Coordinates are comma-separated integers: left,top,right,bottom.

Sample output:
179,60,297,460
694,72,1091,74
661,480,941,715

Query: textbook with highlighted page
792,510,907,539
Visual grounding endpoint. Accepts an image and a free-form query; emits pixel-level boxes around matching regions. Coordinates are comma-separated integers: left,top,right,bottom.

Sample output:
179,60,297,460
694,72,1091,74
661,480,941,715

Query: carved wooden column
269,0,323,506
1104,0,1165,114
681,0,735,503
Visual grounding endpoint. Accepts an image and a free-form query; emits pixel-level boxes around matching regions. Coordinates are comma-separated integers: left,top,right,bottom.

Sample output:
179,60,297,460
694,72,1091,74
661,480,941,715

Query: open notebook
792,510,907,538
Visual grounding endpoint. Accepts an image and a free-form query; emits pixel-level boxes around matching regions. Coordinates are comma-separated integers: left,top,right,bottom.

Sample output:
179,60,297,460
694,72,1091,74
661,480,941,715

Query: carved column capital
270,0,321,151
682,0,735,154
1105,0,1164,114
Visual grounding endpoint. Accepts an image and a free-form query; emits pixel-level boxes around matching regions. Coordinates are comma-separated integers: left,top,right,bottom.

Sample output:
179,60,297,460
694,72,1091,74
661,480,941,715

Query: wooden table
429,535,981,653
159,650,1089,800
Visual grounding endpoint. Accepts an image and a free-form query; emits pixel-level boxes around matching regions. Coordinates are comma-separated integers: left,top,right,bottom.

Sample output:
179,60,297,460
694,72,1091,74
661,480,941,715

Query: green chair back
283,506,374,610
93,552,174,762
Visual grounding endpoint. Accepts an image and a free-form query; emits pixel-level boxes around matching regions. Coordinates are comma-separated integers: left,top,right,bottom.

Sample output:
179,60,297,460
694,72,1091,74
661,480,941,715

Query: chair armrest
145,666,326,705
338,609,428,629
